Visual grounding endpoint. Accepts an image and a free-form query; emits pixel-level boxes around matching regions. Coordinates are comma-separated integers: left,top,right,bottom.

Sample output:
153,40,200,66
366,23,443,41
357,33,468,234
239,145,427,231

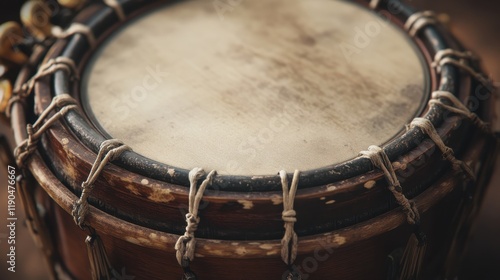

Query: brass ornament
21,0,54,40
0,79,13,113
0,22,28,65
57,0,87,10
0,61,7,77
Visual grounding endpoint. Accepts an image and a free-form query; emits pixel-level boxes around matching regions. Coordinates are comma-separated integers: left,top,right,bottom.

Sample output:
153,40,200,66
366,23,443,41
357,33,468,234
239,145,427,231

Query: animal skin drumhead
82,0,429,175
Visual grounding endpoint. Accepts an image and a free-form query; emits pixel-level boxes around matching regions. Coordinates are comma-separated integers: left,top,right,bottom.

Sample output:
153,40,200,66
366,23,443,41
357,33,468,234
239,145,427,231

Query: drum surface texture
83,0,428,175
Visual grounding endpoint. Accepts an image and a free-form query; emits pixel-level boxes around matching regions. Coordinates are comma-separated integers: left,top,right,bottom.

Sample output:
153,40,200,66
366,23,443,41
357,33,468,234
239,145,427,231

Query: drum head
82,0,429,175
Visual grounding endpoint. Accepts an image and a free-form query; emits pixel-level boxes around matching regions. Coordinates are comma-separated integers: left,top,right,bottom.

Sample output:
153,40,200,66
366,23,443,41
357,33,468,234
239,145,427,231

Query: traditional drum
0,0,498,279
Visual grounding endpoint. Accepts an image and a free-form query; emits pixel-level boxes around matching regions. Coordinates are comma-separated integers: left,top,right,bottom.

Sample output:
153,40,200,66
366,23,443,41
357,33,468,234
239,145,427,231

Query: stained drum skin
83,0,428,175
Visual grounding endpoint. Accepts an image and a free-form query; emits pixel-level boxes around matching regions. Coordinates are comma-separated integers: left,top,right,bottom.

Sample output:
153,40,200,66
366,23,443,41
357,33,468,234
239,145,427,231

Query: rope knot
185,213,200,236
18,83,29,96
71,139,130,228
175,235,193,265
430,90,491,134
411,115,476,181
175,168,216,268
72,198,89,228
282,210,297,223
405,201,420,225
13,124,39,168
360,146,422,228
12,94,78,167
81,181,91,189
279,170,300,266
442,147,454,161
409,201,420,223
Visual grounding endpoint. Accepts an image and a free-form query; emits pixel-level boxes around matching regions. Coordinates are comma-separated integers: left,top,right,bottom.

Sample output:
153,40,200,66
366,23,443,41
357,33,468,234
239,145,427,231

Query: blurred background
0,0,499,279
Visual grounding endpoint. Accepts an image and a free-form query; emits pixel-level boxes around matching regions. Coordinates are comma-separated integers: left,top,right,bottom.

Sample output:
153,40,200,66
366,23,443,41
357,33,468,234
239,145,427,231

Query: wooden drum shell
28,129,495,279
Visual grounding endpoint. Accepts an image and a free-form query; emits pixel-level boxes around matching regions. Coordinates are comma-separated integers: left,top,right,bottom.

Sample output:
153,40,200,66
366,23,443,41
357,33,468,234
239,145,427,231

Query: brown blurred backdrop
0,0,499,279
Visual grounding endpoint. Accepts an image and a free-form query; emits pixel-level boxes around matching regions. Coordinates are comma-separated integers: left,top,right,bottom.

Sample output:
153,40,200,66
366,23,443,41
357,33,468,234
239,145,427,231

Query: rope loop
72,139,131,228
432,49,494,92
13,94,77,167
7,58,78,118
362,145,432,280
360,146,420,225
175,168,216,267
410,118,475,181
432,49,477,70
5,95,24,119
52,23,96,48
279,170,300,266
429,90,491,134
404,11,437,37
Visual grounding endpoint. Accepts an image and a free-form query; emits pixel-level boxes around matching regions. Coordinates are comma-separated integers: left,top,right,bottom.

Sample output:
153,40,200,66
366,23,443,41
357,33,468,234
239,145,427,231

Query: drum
0,0,498,279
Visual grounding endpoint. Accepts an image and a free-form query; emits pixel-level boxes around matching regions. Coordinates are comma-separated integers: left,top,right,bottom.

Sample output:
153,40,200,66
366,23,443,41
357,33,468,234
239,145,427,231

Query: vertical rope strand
86,234,112,280
71,139,130,280
175,168,216,280
410,118,475,180
72,140,131,227
360,146,420,225
360,146,426,280
279,170,301,280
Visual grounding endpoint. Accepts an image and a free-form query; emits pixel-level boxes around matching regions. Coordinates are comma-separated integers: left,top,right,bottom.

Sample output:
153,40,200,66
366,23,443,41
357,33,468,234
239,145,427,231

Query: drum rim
46,0,453,191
